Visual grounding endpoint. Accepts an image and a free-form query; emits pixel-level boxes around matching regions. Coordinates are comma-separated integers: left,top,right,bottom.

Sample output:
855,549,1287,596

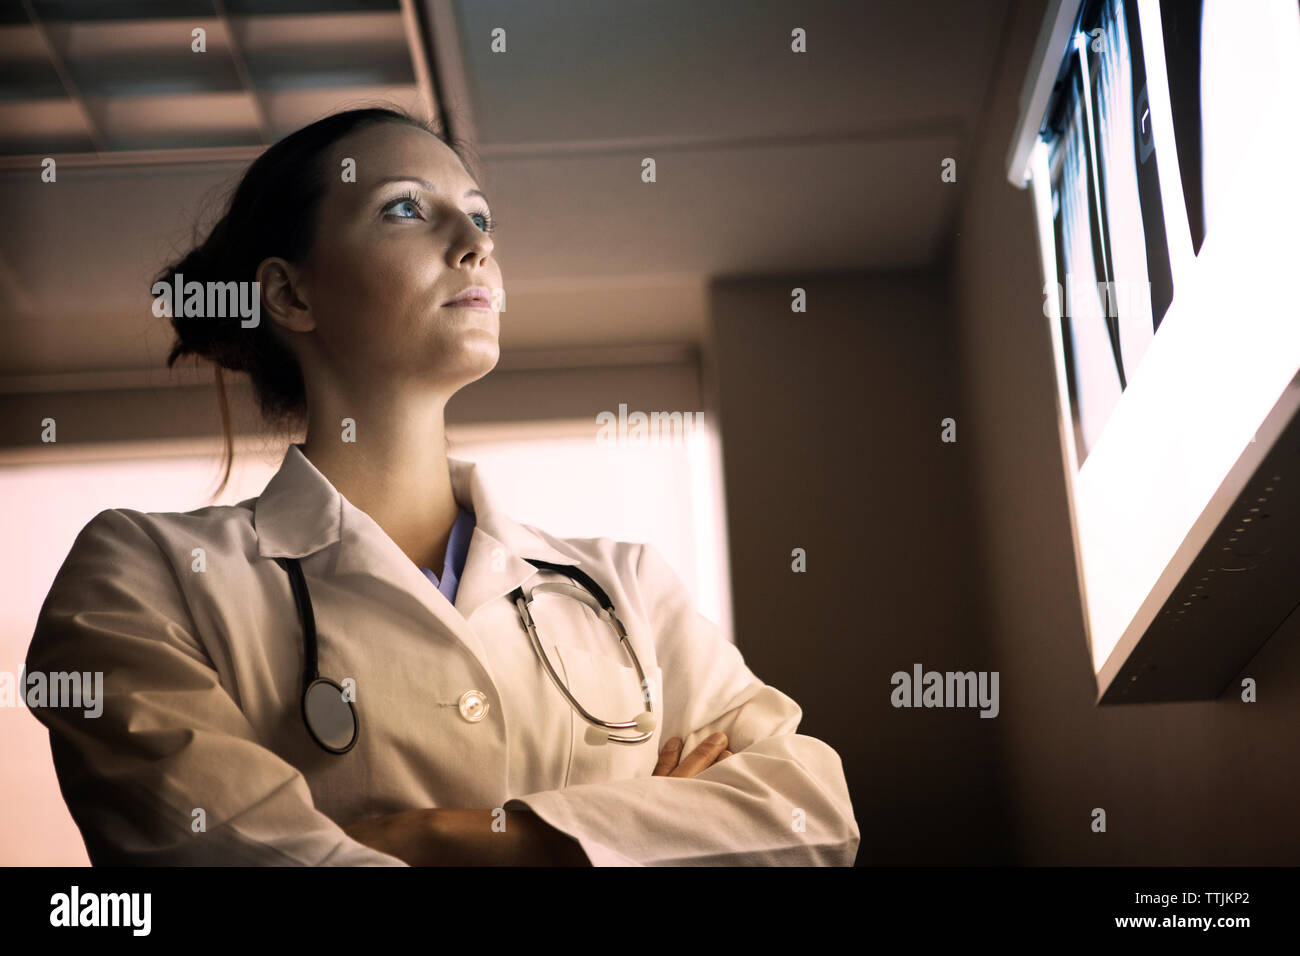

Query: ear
257,257,315,333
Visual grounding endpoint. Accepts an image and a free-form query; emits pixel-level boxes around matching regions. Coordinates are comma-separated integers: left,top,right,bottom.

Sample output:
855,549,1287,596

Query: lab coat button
458,689,489,722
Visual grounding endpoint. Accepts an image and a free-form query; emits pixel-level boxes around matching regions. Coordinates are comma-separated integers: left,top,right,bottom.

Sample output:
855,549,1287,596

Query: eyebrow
372,176,488,205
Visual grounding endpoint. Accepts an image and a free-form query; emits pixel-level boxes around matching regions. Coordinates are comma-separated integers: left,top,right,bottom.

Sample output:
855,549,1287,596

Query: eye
383,191,425,220
469,210,497,235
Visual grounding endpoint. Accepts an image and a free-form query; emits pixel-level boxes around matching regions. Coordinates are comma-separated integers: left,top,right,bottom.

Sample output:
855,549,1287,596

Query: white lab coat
26,443,860,866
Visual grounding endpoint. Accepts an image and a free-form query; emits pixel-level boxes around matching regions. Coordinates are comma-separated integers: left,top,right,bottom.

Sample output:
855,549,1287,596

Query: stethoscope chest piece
302,677,358,754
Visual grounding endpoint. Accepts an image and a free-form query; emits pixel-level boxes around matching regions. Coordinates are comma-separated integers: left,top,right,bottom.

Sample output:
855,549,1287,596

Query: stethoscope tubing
512,561,655,743
276,556,318,689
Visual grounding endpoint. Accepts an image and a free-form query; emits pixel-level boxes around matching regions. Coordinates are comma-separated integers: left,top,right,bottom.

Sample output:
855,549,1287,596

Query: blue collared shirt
420,507,476,605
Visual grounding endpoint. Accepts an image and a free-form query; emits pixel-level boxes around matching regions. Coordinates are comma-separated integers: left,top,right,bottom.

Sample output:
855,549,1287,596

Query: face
263,121,503,399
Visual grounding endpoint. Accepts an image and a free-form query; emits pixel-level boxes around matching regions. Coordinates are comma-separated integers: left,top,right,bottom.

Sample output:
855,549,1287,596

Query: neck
298,387,459,572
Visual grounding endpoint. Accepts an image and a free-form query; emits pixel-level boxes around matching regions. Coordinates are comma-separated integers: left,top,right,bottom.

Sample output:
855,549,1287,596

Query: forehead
326,122,477,200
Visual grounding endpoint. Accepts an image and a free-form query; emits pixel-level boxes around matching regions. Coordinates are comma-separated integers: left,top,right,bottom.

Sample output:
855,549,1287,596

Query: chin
448,339,500,383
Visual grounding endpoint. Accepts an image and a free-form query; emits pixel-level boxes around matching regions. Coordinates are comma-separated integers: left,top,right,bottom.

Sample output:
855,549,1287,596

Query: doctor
26,107,860,867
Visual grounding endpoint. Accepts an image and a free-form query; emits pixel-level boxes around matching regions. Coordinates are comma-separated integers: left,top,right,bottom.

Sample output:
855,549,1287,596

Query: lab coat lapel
254,444,490,674
445,455,586,622
253,444,579,684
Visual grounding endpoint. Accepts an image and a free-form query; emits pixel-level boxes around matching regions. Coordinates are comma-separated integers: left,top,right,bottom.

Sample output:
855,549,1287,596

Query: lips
443,286,493,308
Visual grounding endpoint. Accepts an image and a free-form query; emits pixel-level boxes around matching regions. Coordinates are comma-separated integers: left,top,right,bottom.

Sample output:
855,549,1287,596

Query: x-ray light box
1007,0,1300,702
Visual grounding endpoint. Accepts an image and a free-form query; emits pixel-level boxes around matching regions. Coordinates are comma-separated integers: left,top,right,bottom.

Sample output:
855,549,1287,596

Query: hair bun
158,243,256,372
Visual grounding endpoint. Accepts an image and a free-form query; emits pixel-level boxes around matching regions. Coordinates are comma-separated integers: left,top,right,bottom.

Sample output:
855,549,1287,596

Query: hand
343,807,590,866
342,807,441,865
652,733,732,778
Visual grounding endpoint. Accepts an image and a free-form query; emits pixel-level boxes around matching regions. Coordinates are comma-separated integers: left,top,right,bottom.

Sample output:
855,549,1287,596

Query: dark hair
156,105,476,499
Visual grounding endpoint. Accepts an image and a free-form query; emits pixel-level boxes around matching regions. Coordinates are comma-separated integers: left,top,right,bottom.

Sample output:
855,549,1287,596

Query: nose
447,216,493,270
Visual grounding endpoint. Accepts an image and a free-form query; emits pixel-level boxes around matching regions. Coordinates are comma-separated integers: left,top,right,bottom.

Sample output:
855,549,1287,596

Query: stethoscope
275,556,658,755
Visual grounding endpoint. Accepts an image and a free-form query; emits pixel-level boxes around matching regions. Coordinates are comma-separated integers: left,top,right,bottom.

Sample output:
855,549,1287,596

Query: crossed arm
342,733,733,865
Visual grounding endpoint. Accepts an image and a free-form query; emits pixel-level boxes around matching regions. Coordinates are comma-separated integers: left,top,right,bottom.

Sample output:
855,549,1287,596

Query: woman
26,107,859,866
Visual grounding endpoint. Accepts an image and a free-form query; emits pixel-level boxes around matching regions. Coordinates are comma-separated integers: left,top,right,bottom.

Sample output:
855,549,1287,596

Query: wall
951,0,1300,863
707,272,1009,864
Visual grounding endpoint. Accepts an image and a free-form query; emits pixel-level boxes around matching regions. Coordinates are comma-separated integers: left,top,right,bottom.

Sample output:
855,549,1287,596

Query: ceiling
0,0,1012,392
0,0,421,153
